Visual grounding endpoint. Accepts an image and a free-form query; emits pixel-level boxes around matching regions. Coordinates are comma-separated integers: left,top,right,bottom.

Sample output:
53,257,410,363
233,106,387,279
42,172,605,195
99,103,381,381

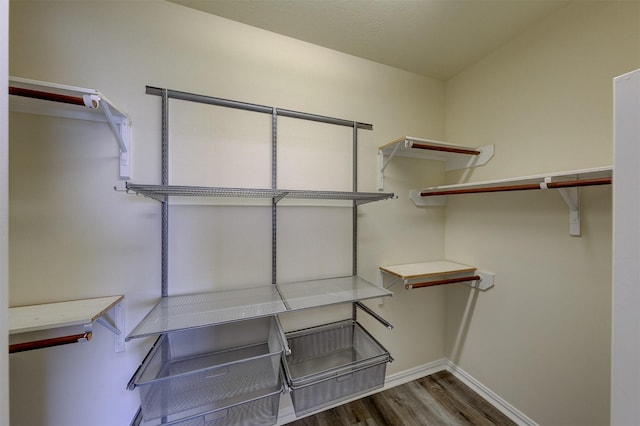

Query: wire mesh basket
130,316,284,422
283,320,391,417
163,386,282,426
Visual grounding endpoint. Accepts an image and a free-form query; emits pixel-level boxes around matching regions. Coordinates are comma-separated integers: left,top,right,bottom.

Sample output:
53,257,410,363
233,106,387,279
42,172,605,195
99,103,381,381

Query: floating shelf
9,295,125,353
9,76,131,180
379,260,494,291
124,182,395,205
377,136,494,190
127,276,392,340
411,166,613,237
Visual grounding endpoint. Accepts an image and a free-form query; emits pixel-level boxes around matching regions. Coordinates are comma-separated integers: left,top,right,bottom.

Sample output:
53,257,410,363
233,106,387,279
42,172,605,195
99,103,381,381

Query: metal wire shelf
124,182,395,205
127,276,392,340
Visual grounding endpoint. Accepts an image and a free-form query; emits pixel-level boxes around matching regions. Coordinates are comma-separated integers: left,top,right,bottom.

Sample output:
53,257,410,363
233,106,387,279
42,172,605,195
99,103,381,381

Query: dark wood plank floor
285,370,517,426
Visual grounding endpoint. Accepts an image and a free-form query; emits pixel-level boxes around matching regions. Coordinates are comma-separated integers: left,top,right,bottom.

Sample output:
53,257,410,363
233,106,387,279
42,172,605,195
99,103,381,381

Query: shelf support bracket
94,298,125,352
540,176,581,237
101,101,131,180
558,186,580,237
383,275,403,290
377,142,403,190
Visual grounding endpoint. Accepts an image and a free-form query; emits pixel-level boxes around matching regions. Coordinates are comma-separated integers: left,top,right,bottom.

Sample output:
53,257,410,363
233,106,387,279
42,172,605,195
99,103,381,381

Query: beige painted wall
444,2,639,425
8,1,445,424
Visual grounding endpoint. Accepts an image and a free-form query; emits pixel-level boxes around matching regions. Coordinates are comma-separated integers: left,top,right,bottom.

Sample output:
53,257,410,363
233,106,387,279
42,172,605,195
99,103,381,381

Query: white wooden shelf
377,136,494,190
9,295,125,352
411,166,613,237
9,76,131,179
379,260,494,290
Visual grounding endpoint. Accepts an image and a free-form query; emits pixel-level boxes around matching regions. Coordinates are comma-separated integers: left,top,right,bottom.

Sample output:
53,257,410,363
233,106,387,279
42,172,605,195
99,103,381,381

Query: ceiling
168,0,570,80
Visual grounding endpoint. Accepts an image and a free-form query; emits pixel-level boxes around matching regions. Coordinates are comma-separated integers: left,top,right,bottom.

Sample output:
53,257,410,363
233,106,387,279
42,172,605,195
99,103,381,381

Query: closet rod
406,275,481,289
412,143,481,156
9,86,93,108
9,332,92,354
145,86,373,130
420,177,612,197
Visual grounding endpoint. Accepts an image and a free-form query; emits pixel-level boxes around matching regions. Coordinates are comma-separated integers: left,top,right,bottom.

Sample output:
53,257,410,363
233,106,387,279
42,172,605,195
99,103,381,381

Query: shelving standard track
143,85,391,294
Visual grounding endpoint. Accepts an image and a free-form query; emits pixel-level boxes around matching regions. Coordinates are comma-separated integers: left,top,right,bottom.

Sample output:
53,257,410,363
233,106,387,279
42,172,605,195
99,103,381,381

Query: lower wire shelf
127,276,392,341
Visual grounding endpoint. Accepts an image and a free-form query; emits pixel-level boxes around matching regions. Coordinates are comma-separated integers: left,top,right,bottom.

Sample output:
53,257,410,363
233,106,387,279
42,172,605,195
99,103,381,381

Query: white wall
8,1,445,424
444,2,639,425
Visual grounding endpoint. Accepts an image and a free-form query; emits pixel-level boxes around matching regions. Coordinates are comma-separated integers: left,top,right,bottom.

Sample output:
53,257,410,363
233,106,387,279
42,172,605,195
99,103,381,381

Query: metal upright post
161,89,169,297
272,108,278,285
352,122,358,277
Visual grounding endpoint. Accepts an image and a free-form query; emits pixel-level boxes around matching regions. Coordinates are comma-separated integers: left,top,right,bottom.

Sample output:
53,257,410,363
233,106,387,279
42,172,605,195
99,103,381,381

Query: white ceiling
168,0,570,80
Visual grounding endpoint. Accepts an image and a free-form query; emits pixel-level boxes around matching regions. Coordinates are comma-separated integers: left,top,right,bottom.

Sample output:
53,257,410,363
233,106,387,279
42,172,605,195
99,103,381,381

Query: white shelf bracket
541,176,581,237
377,142,403,191
559,186,580,237
101,101,131,180
94,299,125,352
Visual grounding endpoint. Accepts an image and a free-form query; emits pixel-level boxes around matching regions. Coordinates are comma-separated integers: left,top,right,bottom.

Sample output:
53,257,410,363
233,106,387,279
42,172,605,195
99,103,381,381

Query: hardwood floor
285,370,517,426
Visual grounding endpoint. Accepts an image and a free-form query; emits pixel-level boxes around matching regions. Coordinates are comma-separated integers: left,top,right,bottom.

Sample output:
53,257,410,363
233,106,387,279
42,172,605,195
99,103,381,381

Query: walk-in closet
2,1,639,425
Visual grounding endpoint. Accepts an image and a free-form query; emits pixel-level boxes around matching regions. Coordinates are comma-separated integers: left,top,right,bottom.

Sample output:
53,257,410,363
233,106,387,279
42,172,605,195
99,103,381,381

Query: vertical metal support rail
351,122,359,349
161,90,169,297
352,122,358,277
159,90,171,425
271,108,278,285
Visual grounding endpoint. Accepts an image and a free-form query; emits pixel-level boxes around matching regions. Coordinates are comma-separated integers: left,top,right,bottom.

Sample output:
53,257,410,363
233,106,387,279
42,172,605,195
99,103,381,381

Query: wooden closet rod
420,176,612,197
9,86,88,107
406,275,481,289
412,143,481,156
9,332,92,354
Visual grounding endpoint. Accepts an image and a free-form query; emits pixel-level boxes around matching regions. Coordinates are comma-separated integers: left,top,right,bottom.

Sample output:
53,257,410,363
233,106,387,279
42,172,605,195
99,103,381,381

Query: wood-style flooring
285,370,517,426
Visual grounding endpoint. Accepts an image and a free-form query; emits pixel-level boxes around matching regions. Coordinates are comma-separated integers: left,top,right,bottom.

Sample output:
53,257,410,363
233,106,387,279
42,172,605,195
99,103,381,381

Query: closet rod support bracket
94,298,125,352
471,271,494,291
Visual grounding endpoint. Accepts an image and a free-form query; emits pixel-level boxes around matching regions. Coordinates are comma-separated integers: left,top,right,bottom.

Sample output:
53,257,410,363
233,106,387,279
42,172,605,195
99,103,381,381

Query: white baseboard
445,361,537,426
277,358,537,426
